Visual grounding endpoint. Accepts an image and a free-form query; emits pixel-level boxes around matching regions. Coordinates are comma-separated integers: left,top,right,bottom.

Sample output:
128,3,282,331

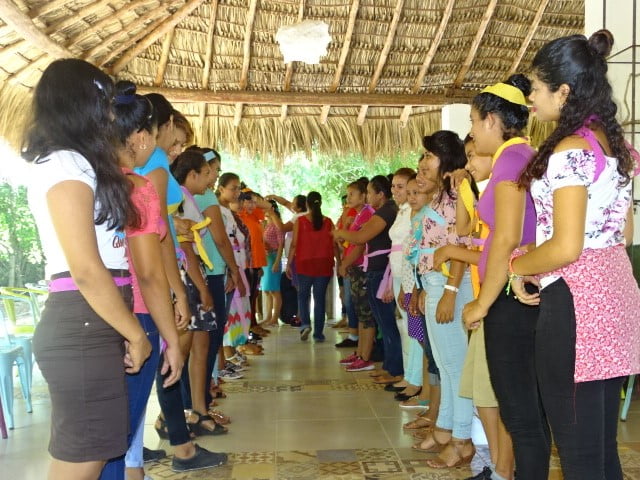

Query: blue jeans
421,270,473,439
343,276,358,329
297,274,331,340
367,269,403,377
100,314,160,480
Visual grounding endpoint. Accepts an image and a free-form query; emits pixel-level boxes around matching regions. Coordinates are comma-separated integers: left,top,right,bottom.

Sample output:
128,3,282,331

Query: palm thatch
0,0,583,159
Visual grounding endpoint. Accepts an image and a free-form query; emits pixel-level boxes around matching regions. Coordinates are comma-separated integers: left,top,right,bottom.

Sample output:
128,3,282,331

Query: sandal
187,411,228,436
154,415,169,439
412,427,451,453
427,438,475,468
209,388,227,399
208,409,231,425
412,427,434,439
403,416,434,430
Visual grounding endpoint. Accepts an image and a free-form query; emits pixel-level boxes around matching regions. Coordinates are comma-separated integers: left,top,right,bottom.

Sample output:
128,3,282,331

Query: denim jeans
421,270,473,439
343,276,358,329
297,274,331,340
537,279,623,480
100,314,160,480
367,269,403,377
484,288,550,480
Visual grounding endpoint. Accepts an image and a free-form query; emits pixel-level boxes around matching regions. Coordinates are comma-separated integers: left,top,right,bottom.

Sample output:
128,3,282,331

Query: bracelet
505,248,525,296
444,284,459,293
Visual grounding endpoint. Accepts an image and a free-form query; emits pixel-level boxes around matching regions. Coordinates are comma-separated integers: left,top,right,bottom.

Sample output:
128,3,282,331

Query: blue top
194,189,227,276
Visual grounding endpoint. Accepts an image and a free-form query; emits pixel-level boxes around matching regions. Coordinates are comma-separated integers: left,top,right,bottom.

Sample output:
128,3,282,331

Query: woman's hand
272,262,281,274
332,229,345,243
397,289,405,311
511,275,541,306
443,169,470,190
230,268,245,296
338,263,347,278
124,331,152,374
159,343,184,388
174,294,191,330
433,245,450,272
199,287,214,312
435,290,455,323
173,217,195,240
462,299,488,330
381,284,395,303
224,274,236,294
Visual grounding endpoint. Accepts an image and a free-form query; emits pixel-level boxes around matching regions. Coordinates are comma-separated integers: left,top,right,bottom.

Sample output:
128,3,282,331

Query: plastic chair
0,293,36,392
0,394,7,438
621,374,636,421
0,297,33,429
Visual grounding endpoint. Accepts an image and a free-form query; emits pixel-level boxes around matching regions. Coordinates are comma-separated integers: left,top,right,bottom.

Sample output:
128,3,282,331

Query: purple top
476,141,536,282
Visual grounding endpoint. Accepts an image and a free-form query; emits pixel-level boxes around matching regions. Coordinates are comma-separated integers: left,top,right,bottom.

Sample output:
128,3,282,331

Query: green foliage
0,183,44,287
221,149,419,220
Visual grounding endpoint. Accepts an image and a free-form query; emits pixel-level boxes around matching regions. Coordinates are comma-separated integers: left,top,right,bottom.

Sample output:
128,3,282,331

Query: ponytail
306,191,323,230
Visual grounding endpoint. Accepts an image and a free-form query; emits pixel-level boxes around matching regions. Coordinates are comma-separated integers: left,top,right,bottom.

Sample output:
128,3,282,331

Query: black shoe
395,388,422,401
384,384,406,392
143,446,167,463
465,467,493,480
335,337,358,348
171,444,228,472
300,327,311,341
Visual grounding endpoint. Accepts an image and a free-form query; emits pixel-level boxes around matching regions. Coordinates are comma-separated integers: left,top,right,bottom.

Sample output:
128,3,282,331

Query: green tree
0,183,44,287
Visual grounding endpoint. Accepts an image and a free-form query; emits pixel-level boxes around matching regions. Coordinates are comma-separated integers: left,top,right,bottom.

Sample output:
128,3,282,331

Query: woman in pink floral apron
509,30,640,480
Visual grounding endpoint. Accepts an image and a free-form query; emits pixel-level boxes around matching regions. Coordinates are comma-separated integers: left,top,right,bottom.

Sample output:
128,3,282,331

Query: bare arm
335,216,386,245
624,204,634,247
203,204,242,293
181,241,213,311
47,181,149,372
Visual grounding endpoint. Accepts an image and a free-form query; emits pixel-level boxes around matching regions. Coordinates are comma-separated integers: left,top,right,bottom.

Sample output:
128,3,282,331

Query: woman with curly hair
507,30,640,479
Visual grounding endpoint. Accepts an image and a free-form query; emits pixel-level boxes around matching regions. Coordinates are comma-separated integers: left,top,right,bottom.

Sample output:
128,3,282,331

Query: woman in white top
25,59,151,480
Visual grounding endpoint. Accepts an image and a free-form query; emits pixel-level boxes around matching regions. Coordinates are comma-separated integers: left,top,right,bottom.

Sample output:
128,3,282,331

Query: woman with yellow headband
449,74,544,480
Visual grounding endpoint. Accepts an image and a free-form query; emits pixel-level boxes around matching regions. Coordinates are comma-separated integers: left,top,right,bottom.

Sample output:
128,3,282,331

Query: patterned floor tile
276,461,320,479
276,450,318,463
361,460,404,474
624,468,640,480
318,461,363,475
231,463,276,479
356,448,400,462
231,451,276,464
317,449,359,462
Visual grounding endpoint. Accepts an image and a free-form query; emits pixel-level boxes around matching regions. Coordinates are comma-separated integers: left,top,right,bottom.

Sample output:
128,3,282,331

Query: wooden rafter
319,0,360,124
67,0,157,48
0,0,72,58
507,0,550,76
84,0,176,63
281,0,306,121
154,28,175,86
201,0,220,89
453,0,498,88
0,39,27,65
198,102,207,144
136,86,478,106
235,0,259,127
99,15,167,67
357,0,404,126
110,0,206,74
46,0,114,35
400,0,455,126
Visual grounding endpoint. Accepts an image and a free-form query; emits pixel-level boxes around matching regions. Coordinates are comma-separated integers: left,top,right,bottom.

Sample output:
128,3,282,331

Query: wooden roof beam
281,0,306,122
110,0,205,74
357,0,405,126
153,28,175,86
46,0,114,36
135,87,478,106
201,0,220,89
320,0,360,125
99,15,167,67
8,52,50,85
400,0,455,127
85,0,177,63
0,0,72,58
235,0,259,127
453,0,498,88
507,0,549,76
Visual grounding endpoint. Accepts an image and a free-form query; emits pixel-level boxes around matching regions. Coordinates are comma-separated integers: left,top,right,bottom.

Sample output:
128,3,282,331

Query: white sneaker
219,368,243,380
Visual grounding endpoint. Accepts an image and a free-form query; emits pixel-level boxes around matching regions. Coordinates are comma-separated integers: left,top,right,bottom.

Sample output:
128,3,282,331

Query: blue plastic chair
0,293,37,393
621,374,636,422
0,297,33,429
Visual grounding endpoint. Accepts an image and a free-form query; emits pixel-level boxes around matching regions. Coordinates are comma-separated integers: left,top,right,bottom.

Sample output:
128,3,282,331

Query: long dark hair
113,80,157,146
521,30,632,187
368,175,392,199
170,150,207,185
145,93,173,128
472,74,531,140
22,58,134,230
347,177,368,195
462,134,481,199
422,130,467,204
306,191,324,230
293,194,307,212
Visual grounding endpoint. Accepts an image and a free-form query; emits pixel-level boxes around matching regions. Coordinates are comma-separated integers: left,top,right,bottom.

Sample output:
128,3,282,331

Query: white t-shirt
28,150,128,278
388,202,411,278
220,205,247,269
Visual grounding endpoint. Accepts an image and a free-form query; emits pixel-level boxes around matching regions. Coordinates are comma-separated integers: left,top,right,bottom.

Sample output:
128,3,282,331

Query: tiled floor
3,323,640,479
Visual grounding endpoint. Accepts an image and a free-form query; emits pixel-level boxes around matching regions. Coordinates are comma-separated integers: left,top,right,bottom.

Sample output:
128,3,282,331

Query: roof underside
0,0,584,158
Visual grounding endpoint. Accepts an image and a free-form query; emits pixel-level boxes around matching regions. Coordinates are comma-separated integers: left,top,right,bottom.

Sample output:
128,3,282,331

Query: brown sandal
208,409,231,425
411,427,451,453
427,438,475,468
403,416,434,430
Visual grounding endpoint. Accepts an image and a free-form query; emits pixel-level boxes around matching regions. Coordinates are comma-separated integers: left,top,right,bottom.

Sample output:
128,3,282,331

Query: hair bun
588,29,614,57
505,73,531,98
115,80,137,97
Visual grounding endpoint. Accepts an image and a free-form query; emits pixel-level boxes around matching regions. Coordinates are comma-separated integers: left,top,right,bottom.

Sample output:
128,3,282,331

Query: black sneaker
171,444,228,472
300,327,311,341
465,467,493,480
143,446,167,463
335,337,358,348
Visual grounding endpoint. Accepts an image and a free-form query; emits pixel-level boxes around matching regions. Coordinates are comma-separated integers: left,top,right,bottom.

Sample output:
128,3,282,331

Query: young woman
25,59,152,480
410,131,474,469
508,31,640,479
261,202,284,327
335,179,376,368
287,191,338,342
99,81,184,480
334,176,401,381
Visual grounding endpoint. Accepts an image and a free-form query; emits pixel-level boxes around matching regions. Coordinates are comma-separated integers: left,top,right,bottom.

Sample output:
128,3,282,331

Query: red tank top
295,216,335,277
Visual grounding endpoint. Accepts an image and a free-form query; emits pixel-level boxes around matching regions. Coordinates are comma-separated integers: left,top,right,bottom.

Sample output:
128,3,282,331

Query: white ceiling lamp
275,20,331,64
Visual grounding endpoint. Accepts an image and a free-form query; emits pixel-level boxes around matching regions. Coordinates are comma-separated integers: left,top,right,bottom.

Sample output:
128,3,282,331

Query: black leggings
537,279,623,480
484,290,550,480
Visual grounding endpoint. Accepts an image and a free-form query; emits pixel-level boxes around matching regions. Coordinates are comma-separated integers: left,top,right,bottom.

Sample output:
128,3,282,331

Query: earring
140,143,147,150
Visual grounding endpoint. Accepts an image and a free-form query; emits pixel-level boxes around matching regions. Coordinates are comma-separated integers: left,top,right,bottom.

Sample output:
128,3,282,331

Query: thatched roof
0,0,584,159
